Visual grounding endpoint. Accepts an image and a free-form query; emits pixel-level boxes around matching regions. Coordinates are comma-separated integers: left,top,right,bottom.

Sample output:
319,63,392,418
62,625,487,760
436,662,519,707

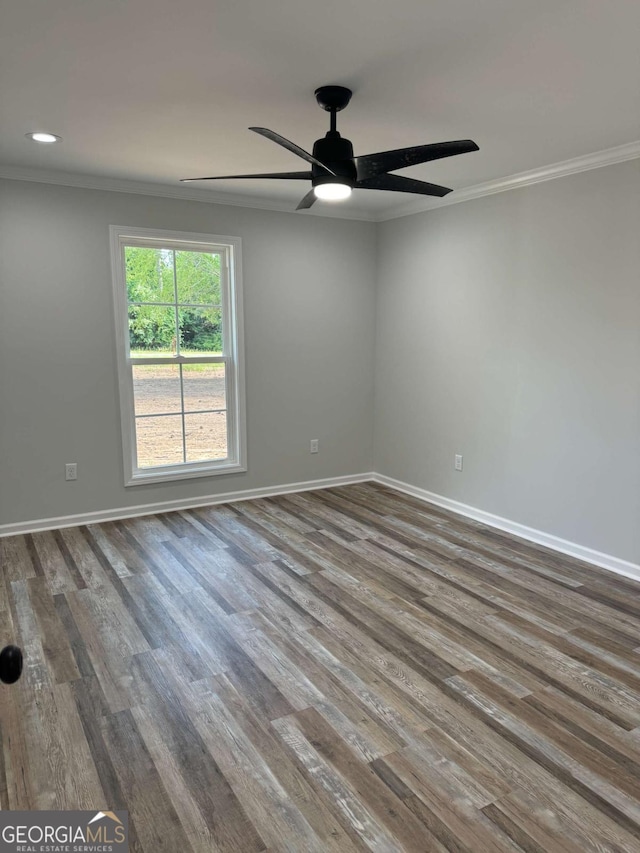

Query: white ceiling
1,0,639,219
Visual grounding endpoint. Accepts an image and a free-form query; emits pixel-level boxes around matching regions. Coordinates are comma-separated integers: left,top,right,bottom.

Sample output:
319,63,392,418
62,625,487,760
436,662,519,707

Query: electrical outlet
454,454,463,472
310,439,319,454
65,463,78,481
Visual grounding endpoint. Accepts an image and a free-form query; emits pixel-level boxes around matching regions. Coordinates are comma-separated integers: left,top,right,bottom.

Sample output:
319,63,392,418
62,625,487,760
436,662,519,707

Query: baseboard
3,470,638,585
373,473,640,583
0,472,373,538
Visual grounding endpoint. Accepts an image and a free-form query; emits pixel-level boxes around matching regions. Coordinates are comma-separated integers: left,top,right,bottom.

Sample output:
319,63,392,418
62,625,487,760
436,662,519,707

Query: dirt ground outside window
132,364,227,467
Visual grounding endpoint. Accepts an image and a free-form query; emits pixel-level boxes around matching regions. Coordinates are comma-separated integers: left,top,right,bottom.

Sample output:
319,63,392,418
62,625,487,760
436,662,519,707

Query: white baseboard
3,470,638,585
0,472,373,538
373,473,640,583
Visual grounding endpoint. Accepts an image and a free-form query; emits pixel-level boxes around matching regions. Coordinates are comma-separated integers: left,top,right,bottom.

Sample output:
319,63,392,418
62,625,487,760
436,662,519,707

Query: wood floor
1,483,640,851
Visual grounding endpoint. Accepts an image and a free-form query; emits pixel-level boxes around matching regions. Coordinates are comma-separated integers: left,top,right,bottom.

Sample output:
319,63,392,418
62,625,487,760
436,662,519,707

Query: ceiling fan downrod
311,86,356,195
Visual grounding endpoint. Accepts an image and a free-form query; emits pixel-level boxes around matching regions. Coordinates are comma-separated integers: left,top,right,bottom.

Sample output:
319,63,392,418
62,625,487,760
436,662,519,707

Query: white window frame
109,225,246,486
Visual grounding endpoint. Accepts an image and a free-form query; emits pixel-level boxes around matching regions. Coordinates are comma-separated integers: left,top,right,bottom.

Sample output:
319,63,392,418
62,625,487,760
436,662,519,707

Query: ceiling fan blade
181,170,312,182
296,189,317,210
250,127,335,175
356,140,478,181
356,174,452,197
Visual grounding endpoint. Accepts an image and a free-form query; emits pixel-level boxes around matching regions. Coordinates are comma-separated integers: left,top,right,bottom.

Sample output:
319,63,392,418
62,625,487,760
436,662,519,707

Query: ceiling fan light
313,182,352,201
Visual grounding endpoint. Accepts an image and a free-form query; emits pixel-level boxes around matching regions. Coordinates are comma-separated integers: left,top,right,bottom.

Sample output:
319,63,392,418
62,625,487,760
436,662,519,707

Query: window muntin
110,227,245,485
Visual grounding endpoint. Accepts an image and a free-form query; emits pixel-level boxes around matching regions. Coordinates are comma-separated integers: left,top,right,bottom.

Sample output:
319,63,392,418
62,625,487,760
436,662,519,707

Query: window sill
125,461,246,487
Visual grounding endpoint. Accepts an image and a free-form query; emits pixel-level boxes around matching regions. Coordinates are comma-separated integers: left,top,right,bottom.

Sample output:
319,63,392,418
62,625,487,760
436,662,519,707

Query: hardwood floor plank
64,591,134,713
254,620,404,759
369,537,575,635
27,579,80,684
30,531,80,594
84,523,133,580
0,727,8,811
59,526,117,589
22,533,44,579
51,529,88,590
203,672,366,853
198,505,280,563
489,787,630,852
1,483,639,852
278,492,373,540
118,519,198,599
10,575,49,682
224,508,344,576
304,571,458,683
481,614,640,728
189,683,326,852
130,703,225,853
72,676,137,814
272,713,407,852
446,672,640,839
497,609,640,694
214,638,297,722
417,595,640,728
129,651,266,853
229,556,321,632
0,673,35,807
161,539,238,613
292,706,449,852
482,799,581,852
299,625,443,738
44,681,107,809
100,708,197,853
377,749,520,852
524,685,640,770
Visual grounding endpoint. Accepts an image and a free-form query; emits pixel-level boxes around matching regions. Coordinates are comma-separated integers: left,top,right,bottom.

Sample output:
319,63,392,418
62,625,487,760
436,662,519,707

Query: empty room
1,1,639,850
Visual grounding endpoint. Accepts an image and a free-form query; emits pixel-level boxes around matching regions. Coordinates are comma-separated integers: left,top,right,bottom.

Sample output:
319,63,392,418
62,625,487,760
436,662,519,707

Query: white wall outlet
310,439,319,454
454,454,463,472
65,463,78,481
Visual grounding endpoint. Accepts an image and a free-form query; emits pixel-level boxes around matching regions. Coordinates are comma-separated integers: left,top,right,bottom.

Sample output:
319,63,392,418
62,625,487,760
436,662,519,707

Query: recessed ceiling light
26,132,62,144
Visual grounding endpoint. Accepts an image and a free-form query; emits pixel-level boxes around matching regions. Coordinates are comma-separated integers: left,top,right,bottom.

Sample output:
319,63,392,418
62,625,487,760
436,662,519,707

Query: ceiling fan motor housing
312,134,356,190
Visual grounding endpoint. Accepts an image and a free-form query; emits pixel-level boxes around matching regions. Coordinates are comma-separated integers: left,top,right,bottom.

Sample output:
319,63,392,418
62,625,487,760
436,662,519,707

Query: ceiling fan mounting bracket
314,86,353,113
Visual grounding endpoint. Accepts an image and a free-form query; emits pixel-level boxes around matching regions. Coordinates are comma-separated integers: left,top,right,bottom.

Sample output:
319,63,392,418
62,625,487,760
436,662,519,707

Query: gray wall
0,179,376,525
3,162,639,566
374,159,640,563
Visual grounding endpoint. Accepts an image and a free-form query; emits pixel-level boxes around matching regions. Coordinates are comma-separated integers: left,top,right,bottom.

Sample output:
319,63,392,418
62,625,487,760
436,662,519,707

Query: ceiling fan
181,86,479,210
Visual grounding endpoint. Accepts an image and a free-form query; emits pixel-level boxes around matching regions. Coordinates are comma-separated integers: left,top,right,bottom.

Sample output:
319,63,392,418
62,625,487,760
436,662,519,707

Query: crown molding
379,140,640,221
1,140,638,224
0,164,377,222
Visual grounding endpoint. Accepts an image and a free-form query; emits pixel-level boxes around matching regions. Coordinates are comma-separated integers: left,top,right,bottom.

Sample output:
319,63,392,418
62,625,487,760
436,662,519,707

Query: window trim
109,225,246,486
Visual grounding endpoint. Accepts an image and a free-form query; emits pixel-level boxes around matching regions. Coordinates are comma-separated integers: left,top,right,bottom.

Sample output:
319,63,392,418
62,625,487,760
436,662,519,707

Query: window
110,226,246,485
